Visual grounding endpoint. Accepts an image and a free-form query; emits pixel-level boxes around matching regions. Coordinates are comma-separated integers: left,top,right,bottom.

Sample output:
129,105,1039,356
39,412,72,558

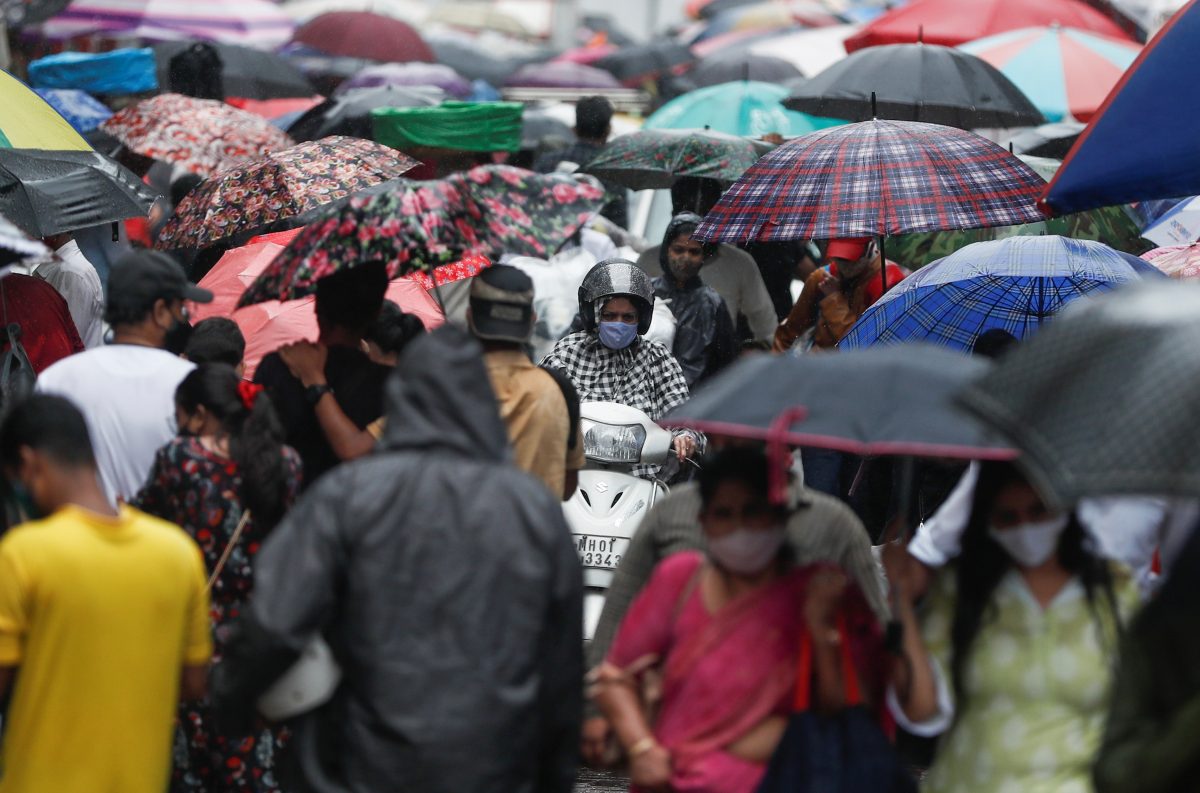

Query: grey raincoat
213,327,583,793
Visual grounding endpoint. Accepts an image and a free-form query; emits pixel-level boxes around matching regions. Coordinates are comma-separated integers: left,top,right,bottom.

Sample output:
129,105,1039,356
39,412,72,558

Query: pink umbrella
1142,244,1200,279
552,44,619,65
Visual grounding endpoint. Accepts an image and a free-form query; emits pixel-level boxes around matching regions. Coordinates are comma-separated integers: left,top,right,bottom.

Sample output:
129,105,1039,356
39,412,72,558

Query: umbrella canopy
582,128,762,190
695,1,845,41
845,0,1136,52
336,62,471,98
155,136,418,250
0,216,50,262
1141,195,1200,246
427,32,533,85
959,26,1141,123
958,281,1200,506
38,0,295,48
101,93,293,176
280,0,426,24
695,119,1046,244
664,343,1016,459
424,2,531,37
646,80,846,137
290,11,434,63
238,166,606,306
784,43,1044,128
275,85,441,143
840,236,1160,351
504,62,621,89
1142,243,1200,277
1002,121,1085,159
0,149,156,236
193,231,444,377
1042,2,1200,214
744,23,861,75
33,88,111,133
153,41,314,100
686,52,804,87
551,43,619,65
0,68,93,152
520,104,573,150
594,42,697,84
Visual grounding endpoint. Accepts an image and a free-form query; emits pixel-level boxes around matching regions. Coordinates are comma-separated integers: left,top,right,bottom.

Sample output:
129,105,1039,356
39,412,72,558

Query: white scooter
563,401,673,640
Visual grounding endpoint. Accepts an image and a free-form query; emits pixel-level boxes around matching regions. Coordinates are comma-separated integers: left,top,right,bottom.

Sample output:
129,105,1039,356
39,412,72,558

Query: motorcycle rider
542,259,701,463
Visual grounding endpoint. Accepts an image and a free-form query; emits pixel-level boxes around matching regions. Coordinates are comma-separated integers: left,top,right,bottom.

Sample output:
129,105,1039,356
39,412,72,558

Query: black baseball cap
468,264,535,343
105,251,213,322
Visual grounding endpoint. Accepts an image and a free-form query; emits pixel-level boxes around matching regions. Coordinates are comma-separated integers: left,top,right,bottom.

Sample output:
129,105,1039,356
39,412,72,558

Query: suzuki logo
595,482,610,493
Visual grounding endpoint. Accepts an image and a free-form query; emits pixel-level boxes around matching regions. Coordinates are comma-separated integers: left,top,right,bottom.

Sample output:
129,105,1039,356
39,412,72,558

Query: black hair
697,446,776,509
972,328,1019,359
170,173,205,208
185,317,246,368
365,300,426,356
0,394,95,469
315,261,388,336
575,96,614,140
174,364,289,530
950,461,1120,711
670,176,724,216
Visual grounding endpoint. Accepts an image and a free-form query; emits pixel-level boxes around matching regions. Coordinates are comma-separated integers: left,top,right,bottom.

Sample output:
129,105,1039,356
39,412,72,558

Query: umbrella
783,43,1044,128
844,0,1136,52
279,0,426,24
504,62,621,89
645,80,846,137
594,42,696,84
238,165,606,306
286,85,442,142
1142,195,1200,246
290,11,434,63
37,0,295,48
153,41,314,100
1142,243,1200,277
551,44,619,66
582,128,762,190
745,23,861,76
227,96,324,122
959,26,1141,123
0,216,50,262
0,149,156,236
424,2,531,37
336,63,471,98
427,32,532,85
685,52,804,87
33,88,111,133
958,281,1200,507
155,136,418,250
664,344,1016,460
0,68,93,152
1002,121,1085,159
694,2,845,42
695,119,1046,244
840,236,1160,351
520,104,573,150
192,231,444,377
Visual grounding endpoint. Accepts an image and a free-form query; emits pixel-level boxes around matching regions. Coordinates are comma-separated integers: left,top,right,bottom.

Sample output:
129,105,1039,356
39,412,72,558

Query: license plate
574,534,629,570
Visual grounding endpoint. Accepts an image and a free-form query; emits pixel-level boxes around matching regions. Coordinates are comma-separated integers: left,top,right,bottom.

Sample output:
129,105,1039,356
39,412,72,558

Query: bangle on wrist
628,736,658,758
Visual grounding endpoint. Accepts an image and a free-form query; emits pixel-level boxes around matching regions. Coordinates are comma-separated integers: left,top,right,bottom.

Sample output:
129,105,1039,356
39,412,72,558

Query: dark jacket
214,327,583,793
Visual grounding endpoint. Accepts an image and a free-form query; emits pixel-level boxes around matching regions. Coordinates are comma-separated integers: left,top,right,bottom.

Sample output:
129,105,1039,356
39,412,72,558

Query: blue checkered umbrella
839,236,1163,352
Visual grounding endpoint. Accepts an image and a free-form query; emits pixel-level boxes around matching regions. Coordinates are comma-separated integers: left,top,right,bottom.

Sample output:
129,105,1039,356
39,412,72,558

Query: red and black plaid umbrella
694,119,1046,245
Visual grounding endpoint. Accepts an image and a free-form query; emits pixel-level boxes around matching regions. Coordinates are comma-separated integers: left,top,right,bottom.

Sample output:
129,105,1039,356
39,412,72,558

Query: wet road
575,768,627,792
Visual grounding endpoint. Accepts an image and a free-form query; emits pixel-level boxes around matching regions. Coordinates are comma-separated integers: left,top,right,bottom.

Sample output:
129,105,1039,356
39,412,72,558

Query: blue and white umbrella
840,235,1162,352
33,88,112,133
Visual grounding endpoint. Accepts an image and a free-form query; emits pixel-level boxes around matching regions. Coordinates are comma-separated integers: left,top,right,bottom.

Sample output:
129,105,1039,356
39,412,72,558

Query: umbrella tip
918,25,924,44
870,91,877,120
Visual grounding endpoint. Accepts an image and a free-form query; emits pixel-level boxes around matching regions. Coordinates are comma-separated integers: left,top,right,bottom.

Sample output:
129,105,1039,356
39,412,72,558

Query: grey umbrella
960,281,1200,508
784,43,1044,129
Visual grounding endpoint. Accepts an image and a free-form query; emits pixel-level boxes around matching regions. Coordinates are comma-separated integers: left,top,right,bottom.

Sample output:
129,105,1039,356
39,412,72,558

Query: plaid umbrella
155,137,418,250
582,129,762,190
101,93,294,176
238,166,606,306
840,236,1162,352
958,281,1200,507
694,119,1046,244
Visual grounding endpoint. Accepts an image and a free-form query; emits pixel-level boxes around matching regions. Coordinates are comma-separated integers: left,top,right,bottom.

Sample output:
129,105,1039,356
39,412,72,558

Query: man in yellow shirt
0,395,211,793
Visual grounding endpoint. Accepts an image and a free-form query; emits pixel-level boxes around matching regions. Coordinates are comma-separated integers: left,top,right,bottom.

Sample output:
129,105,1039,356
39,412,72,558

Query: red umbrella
191,229,444,378
290,11,434,63
844,0,1136,53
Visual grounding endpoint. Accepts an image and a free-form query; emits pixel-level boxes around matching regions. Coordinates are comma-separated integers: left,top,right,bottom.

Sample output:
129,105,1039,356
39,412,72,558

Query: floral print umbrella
155,137,418,250
582,128,763,190
238,165,606,307
100,93,294,176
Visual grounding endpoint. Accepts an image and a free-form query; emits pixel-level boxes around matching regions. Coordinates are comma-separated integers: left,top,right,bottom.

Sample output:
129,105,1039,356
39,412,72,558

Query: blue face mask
598,320,638,350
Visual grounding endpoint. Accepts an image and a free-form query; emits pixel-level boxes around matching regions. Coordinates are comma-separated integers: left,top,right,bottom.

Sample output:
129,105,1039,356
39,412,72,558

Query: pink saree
608,551,882,793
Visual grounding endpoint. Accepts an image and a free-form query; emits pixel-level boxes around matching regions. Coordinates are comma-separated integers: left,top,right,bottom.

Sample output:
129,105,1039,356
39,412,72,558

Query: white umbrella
746,23,861,77
1142,196,1200,247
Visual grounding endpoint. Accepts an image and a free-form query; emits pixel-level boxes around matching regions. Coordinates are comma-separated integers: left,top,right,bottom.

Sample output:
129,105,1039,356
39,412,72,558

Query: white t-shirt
37,345,194,505
33,240,106,349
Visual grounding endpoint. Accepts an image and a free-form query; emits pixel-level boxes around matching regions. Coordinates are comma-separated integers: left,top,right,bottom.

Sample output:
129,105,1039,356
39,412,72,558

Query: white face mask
988,515,1069,568
707,527,786,575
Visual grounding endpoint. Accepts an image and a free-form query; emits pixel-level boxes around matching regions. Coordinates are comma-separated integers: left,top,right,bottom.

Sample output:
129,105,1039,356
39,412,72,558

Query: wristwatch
305,384,334,406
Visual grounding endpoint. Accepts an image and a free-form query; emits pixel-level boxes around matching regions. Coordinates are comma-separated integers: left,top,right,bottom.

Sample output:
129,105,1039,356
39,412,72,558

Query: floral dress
134,437,303,793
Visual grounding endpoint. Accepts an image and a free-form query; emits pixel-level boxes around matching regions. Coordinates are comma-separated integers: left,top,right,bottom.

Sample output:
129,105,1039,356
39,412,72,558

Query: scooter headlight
583,421,647,464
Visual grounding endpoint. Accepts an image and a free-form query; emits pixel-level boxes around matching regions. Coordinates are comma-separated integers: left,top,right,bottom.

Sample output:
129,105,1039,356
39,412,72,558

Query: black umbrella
595,42,696,84
696,0,764,20
520,105,573,151
427,35,543,86
0,149,156,237
154,42,315,100
1004,121,1085,159
784,43,1044,129
287,85,443,142
687,52,803,88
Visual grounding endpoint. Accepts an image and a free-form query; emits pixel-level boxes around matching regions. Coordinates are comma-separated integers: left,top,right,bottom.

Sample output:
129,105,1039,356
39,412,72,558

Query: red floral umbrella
238,165,606,307
155,136,418,250
101,93,294,176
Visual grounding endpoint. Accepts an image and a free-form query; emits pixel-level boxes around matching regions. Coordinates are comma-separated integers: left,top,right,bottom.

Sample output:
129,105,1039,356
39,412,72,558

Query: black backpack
0,280,35,414
168,43,225,101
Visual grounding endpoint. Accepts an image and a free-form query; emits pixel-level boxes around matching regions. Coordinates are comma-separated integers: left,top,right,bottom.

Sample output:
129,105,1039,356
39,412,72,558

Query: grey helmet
577,258,656,335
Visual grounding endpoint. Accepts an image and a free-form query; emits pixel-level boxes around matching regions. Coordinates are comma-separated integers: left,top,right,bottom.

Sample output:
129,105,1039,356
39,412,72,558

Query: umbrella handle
765,405,808,506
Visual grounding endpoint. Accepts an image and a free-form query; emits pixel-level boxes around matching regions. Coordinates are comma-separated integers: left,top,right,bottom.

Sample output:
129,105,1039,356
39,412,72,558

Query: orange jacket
773,262,906,352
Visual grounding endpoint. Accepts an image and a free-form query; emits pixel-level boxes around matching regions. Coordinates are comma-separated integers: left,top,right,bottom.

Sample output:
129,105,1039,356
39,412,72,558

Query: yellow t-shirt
0,505,212,793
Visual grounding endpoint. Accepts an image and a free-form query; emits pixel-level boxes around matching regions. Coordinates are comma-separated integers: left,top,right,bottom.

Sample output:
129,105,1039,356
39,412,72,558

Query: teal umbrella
645,80,845,137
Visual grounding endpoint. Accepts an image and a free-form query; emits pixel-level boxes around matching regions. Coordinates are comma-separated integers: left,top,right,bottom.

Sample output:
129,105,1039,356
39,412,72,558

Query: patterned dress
134,437,303,793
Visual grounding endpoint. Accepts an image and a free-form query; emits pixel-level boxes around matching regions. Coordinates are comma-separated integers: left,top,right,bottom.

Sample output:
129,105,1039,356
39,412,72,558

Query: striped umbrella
960,26,1141,122
39,0,295,48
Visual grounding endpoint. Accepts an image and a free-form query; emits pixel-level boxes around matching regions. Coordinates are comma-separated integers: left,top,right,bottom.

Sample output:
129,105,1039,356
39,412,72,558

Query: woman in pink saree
594,448,885,793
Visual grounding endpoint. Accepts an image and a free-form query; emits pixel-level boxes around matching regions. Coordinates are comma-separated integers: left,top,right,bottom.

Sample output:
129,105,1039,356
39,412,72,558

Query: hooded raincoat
213,327,583,793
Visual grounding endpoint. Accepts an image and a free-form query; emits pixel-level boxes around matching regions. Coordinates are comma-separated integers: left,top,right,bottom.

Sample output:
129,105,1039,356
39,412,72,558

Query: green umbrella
582,128,762,190
644,80,845,137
